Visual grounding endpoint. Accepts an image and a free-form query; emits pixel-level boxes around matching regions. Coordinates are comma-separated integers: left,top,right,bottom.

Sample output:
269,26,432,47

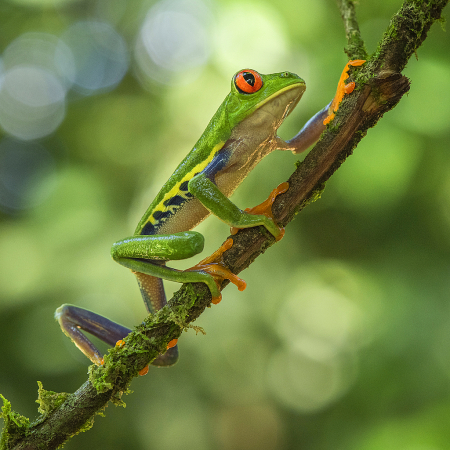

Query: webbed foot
185,238,246,304
230,182,289,242
323,59,366,125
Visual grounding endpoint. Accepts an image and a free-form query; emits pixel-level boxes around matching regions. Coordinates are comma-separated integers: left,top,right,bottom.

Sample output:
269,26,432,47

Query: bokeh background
1,0,450,448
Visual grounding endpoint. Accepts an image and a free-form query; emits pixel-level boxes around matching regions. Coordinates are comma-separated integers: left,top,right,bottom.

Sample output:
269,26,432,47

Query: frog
55,60,365,371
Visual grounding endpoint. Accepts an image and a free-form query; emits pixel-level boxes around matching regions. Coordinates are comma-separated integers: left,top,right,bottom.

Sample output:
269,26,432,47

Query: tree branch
1,0,448,448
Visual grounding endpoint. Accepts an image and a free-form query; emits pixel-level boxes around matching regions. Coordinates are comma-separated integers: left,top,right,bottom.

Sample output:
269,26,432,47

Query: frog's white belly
215,83,304,197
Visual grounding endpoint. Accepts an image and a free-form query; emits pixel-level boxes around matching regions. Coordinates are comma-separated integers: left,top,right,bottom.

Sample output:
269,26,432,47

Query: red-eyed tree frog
56,60,365,371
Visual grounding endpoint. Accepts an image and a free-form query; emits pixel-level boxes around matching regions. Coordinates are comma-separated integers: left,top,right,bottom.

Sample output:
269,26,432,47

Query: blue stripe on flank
179,180,189,191
164,195,185,207
141,222,156,235
203,149,230,181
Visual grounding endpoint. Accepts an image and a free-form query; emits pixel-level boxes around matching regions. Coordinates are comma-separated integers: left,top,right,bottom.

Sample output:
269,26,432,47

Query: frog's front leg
188,174,284,240
185,179,288,302
285,102,331,154
286,59,366,154
184,174,286,302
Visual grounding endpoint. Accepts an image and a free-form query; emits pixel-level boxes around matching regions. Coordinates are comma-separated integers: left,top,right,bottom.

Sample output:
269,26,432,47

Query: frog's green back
134,94,233,236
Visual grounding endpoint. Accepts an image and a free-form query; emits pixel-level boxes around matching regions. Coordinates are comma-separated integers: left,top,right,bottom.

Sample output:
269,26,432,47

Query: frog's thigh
111,231,205,261
112,232,220,297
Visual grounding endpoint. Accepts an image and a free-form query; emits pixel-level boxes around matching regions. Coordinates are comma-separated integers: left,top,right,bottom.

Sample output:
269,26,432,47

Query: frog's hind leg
134,271,180,366
55,304,178,368
55,304,131,366
134,267,167,314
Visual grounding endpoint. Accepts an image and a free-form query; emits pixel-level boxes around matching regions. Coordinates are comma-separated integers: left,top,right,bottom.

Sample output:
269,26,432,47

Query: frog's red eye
234,69,263,94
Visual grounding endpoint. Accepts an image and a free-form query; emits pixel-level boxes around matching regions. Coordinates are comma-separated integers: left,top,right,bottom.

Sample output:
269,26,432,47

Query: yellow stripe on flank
147,141,225,226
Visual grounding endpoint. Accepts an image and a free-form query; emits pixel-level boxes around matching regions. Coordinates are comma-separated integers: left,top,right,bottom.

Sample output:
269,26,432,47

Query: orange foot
115,339,125,348
167,338,178,349
323,59,366,125
185,238,246,305
231,181,289,242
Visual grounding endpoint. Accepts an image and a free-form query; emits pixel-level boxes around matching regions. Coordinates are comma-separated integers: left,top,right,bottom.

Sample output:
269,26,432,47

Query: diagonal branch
1,0,448,448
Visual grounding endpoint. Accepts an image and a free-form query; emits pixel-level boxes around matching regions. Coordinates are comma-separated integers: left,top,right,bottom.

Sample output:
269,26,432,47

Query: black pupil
243,72,255,86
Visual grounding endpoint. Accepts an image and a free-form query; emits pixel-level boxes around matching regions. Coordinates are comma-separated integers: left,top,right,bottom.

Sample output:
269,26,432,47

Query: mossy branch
1,0,448,448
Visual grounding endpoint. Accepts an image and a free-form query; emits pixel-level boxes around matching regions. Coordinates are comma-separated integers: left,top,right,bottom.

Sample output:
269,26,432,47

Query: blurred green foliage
1,0,450,449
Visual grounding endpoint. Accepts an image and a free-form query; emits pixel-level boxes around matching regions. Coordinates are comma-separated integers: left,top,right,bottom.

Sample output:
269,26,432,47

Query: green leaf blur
0,0,449,449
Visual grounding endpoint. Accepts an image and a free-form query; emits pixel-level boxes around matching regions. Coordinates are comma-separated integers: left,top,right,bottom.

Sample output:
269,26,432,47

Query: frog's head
226,69,306,130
